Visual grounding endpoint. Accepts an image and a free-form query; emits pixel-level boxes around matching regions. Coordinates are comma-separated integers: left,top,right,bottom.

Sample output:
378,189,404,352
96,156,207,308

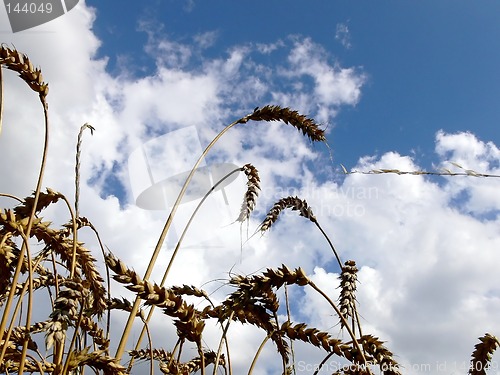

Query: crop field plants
0,45,498,375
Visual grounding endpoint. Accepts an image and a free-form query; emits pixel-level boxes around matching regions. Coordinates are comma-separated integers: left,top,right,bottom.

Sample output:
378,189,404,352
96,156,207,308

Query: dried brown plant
237,163,261,222
238,105,327,142
469,333,500,375
1,45,497,375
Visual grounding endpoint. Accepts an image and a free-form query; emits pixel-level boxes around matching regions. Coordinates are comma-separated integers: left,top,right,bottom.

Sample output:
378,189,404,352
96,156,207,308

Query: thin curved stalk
308,280,369,370
127,167,242,369
198,341,206,375
247,334,271,375
117,106,326,360
61,299,86,374
0,240,52,364
115,119,243,360
284,285,296,375
69,123,93,280
11,229,34,375
87,222,112,353
59,195,78,281
314,221,343,270
313,351,335,375
213,311,234,375
0,66,3,136
0,99,49,369
0,192,24,204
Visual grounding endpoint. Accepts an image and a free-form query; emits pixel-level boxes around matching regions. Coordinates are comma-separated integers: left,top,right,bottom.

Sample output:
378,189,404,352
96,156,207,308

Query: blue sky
2,1,500,374
86,0,500,170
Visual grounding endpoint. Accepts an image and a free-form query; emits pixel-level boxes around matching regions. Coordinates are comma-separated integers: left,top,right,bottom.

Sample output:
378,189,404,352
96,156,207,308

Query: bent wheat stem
308,280,369,370
247,334,271,375
0,66,3,136
0,96,49,368
116,107,325,360
127,167,242,371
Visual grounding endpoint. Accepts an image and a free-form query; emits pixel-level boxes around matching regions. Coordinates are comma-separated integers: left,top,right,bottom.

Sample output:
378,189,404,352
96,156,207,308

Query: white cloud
284,37,365,121
335,22,352,49
435,130,500,216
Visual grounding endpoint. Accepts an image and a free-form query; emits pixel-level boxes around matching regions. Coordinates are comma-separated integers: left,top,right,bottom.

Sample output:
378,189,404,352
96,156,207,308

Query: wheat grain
469,333,500,375
238,105,326,142
0,45,49,99
45,280,86,349
281,321,351,357
237,164,261,222
338,260,358,329
259,196,317,233
0,233,15,294
358,335,400,375
106,253,206,344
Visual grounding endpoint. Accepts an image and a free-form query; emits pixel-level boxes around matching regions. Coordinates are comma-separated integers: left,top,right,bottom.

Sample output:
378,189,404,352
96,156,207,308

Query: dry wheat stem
0,192,24,204
75,123,94,218
313,351,336,375
212,310,234,375
114,117,244,361
0,238,54,366
76,218,113,343
57,193,80,287
0,66,3,136
259,196,343,268
307,280,368,368
0,49,50,361
127,167,241,370
247,333,271,375
117,106,322,360
19,228,36,375
284,285,297,375
344,167,500,178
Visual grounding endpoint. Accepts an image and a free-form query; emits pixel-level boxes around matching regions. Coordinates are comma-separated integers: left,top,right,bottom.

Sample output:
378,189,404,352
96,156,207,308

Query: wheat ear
0,45,49,99
117,106,325,360
469,333,500,375
237,105,326,142
259,196,343,267
237,163,261,222
0,46,50,373
126,167,241,372
338,260,362,335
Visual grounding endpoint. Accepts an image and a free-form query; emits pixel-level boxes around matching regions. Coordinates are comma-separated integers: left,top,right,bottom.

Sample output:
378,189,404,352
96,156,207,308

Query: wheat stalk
116,106,326,359
259,196,343,267
342,163,500,178
0,64,3,136
0,47,50,373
